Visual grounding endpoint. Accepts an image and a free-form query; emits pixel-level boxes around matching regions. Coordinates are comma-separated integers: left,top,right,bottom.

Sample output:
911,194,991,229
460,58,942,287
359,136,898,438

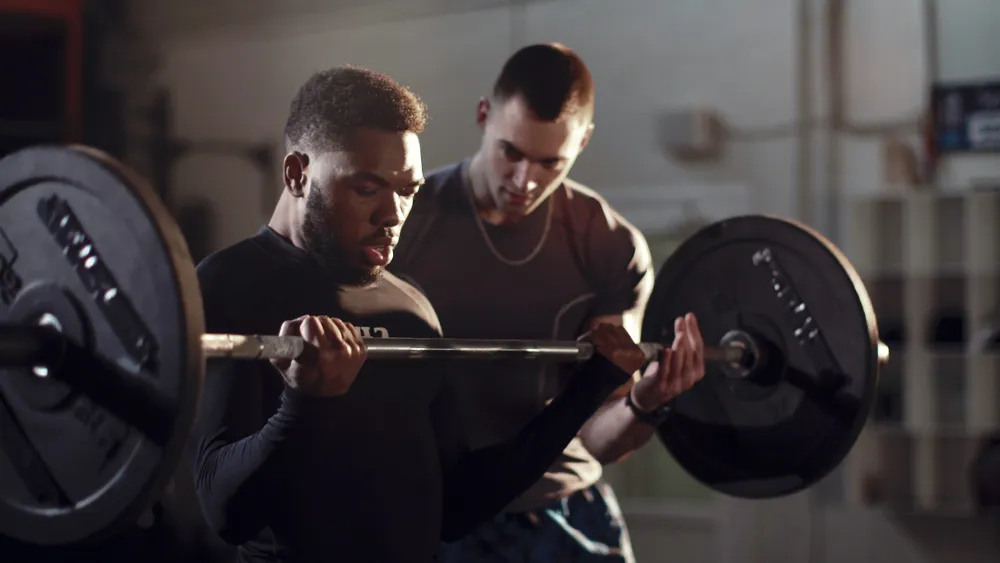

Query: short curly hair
284,66,428,152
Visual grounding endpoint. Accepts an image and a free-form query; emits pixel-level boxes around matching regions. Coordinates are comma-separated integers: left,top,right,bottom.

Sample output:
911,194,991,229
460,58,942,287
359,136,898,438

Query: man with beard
189,66,676,563
389,43,706,562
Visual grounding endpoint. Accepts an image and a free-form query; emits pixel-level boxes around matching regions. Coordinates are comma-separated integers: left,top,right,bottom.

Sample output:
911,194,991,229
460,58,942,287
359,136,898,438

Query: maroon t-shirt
391,161,654,511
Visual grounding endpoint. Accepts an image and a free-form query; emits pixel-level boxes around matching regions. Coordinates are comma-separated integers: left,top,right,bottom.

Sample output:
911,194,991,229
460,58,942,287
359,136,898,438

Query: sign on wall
931,80,1000,152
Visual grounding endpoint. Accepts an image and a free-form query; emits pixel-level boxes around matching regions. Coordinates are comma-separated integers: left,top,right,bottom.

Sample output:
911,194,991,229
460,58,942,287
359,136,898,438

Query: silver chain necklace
462,163,553,266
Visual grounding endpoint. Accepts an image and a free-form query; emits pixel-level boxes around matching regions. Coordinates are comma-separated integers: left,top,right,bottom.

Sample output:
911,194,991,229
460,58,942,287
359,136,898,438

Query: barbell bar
3,323,890,376
0,319,889,446
201,333,749,364
0,144,889,548
199,332,890,366
0,324,750,371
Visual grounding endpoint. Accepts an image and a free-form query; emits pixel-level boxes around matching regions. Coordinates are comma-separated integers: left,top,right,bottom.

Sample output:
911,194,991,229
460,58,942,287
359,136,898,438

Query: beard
300,187,384,286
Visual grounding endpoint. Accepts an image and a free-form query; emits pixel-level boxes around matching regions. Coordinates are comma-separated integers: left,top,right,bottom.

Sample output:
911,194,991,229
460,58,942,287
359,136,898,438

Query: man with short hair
190,65,677,563
391,44,706,562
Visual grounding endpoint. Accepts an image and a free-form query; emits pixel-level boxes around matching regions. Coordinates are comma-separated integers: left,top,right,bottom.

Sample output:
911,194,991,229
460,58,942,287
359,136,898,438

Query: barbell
0,145,887,548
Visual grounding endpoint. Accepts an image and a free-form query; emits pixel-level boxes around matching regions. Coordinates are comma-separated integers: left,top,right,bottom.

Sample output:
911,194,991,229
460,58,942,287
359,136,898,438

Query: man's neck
467,153,521,226
466,153,490,208
267,192,308,250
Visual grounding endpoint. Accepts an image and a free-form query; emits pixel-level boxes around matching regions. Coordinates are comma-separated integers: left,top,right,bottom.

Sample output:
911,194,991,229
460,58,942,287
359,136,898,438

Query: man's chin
341,263,384,286
313,255,384,286
504,203,530,212
358,265,385,285
498,203,532,219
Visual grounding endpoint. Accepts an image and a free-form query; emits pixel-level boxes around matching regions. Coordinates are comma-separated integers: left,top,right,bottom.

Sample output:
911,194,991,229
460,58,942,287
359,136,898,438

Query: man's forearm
581,302,658,464
578,393,658,464
439,354,630,541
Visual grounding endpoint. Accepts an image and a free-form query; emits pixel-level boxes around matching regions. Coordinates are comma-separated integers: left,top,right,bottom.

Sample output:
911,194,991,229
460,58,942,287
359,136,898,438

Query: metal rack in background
144,88,278,262
75,0,278,264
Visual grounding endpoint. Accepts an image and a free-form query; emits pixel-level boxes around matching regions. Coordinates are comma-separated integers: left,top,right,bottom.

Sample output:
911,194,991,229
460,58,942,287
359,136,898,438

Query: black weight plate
642,215,879,499
0,145,204,546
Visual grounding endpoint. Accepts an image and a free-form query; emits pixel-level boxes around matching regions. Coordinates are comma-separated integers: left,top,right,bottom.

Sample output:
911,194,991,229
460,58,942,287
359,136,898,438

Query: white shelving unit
842,187,1000,515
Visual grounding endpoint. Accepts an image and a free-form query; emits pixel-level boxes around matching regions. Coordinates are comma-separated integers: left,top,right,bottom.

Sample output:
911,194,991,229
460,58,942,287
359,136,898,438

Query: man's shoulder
196,238,261,289
378,270,443,337
392,161,467,270
561,178,646,249
423,162,464,192
560,181,655,311
411,162,465,210
195,234,282,310
194,235,284,332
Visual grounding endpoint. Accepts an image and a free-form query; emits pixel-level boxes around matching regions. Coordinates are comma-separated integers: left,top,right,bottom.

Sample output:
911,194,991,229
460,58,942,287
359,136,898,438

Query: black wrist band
625,386,672,426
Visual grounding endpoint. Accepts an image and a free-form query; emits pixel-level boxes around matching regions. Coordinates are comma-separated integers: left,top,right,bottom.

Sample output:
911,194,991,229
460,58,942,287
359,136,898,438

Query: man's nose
376,192,405,227
510,161,538,193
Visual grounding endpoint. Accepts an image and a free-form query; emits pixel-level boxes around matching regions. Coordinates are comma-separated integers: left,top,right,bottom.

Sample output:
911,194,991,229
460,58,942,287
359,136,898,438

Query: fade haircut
284,65,428,153
492,43,594,122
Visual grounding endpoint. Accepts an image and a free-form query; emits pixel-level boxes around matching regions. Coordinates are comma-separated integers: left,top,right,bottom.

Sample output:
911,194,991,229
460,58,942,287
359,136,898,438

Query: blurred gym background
2,0,1000,561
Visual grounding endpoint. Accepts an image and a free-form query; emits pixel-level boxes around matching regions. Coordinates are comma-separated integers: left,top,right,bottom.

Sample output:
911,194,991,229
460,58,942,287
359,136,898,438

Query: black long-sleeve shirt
191,227,631,563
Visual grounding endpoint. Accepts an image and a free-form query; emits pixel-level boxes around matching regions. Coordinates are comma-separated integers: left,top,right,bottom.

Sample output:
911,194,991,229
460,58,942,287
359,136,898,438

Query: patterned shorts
435,482,635,563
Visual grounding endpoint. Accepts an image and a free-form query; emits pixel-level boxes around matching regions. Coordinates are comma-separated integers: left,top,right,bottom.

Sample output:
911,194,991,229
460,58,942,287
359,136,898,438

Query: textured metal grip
200,334,306,360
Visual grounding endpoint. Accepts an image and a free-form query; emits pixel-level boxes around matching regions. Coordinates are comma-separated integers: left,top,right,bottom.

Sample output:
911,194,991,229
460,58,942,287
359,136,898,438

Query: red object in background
0,0,82,142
